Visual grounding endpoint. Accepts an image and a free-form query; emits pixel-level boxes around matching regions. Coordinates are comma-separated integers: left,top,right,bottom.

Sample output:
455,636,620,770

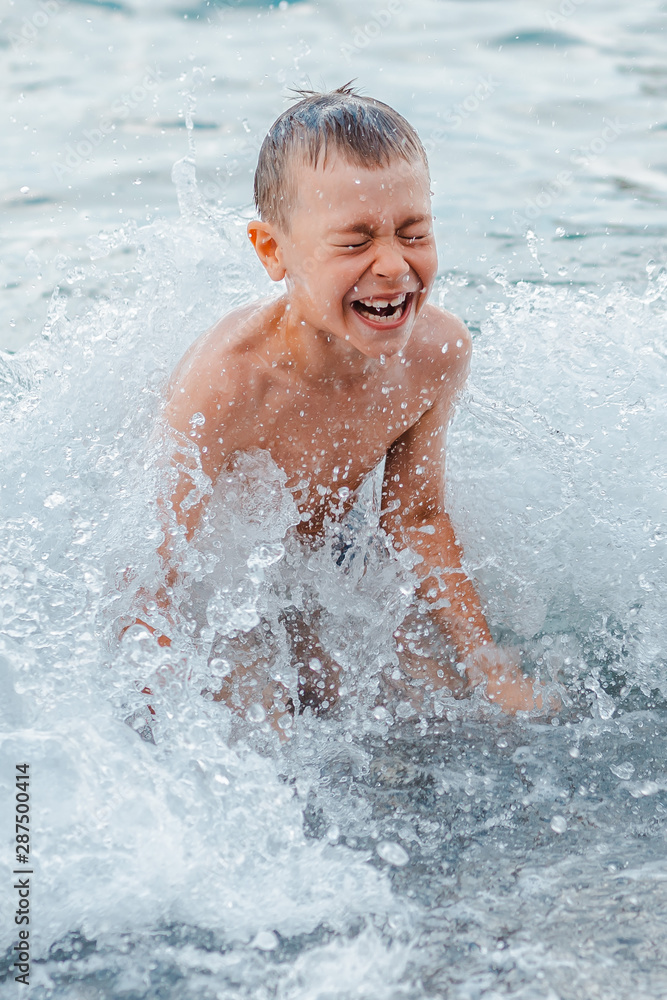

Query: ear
247,220,286,282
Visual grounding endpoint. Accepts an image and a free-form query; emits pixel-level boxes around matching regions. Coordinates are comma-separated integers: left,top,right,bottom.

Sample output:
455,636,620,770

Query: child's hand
463,646,559,715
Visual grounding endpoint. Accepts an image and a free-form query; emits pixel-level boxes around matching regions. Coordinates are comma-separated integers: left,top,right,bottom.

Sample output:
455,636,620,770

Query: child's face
259,153,437,361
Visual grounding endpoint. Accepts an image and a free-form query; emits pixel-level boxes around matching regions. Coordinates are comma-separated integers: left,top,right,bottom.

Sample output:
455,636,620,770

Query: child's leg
206,624,295,735
205,606,341,731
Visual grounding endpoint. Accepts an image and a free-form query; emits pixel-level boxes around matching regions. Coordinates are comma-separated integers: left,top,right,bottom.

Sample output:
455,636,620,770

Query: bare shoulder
167,297,279,396
163,297,282,432
409,303,472,392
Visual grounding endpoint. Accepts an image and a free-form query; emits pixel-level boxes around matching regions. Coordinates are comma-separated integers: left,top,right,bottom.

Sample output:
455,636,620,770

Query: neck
275,297,383,385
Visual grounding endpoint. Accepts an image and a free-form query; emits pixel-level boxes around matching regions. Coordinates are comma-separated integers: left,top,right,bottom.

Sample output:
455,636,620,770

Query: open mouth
350,292,413,326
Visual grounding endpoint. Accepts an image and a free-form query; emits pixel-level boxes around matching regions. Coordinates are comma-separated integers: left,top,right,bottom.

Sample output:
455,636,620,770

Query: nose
370,240,410,282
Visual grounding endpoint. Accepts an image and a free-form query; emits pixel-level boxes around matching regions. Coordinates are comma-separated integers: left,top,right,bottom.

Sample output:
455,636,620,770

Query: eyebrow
330,214,431,236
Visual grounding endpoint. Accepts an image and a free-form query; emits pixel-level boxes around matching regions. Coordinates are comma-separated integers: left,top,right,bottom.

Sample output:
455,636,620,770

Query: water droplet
377,841,409,866
550,815,567,834
43,491,66,509
252,930,278,951
610,762,635,780
209,657,230,677
247,543,285,569
247,703,266,723
628,780,661,798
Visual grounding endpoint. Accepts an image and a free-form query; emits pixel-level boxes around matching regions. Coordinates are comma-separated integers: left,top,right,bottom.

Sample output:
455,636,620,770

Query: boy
131,84,547,733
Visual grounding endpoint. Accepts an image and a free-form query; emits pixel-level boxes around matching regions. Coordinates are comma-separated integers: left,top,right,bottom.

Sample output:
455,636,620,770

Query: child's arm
123,349,296,736
122,346,228,645
380,357,545,714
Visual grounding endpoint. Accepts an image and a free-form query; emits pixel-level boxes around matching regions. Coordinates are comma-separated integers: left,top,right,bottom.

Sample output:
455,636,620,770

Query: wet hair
253,82,429,232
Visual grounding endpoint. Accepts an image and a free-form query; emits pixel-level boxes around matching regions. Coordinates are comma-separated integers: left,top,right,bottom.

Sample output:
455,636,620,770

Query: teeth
352,292,411,325
358,293,407,308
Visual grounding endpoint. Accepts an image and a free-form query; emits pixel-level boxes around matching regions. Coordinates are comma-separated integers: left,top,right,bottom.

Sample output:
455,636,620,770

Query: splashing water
1,161,667,999
448,265,667,712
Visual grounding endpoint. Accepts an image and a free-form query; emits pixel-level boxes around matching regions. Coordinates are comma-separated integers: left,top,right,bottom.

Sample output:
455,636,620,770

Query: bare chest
226,379,429,524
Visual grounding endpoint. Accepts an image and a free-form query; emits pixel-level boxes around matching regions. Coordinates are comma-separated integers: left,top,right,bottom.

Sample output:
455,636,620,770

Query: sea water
2,1,667,997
